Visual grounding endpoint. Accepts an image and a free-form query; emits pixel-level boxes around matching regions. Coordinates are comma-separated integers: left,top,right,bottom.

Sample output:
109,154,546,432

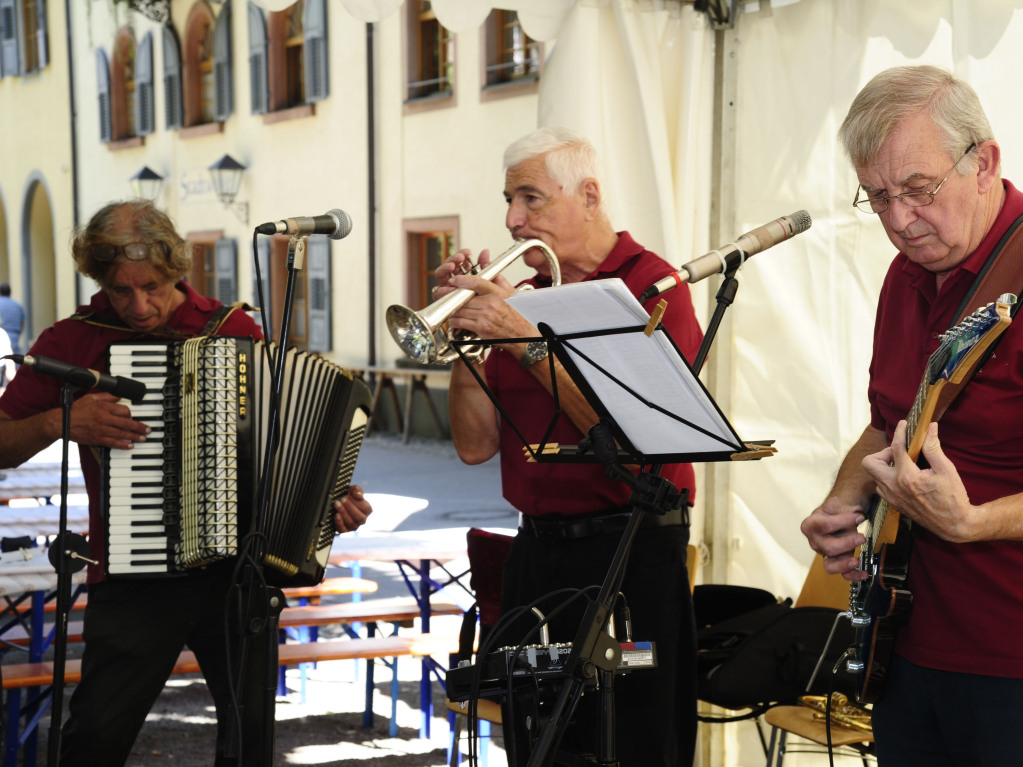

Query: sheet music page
506,279,743,456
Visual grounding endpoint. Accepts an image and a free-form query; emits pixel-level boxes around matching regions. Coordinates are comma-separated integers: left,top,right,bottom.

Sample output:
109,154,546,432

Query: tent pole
699,19,742,767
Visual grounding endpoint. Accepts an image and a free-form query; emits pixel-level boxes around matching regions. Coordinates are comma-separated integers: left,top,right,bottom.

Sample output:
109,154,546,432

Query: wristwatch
519,340,549,370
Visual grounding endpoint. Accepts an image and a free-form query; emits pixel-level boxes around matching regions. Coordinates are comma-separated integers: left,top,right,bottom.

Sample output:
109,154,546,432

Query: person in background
0,199,372,766
800,65,1023,766
438,126,702,766
0,282,26,356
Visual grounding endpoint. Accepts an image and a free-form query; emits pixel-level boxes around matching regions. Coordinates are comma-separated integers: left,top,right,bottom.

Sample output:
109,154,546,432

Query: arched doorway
22,177,57,347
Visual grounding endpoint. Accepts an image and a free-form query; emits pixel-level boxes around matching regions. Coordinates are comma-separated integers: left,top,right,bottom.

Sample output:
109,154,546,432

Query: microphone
640,210,812,301
255,209,353,240
12,354,147,404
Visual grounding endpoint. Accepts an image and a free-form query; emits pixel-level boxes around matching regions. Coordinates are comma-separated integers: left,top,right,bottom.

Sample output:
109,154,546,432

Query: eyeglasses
852,143,977,214
95,241,168,262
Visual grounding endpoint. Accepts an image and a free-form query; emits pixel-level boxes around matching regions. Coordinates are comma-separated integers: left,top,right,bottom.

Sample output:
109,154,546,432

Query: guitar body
849,502,914,704
844,295,1014,703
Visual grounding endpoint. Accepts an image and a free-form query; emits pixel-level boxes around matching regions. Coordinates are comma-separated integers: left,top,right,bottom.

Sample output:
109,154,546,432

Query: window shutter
0,0,19,77
215,238,238,305
306,236,331,352
213,0,233,121
162,26,182,130
247,2,267,115
303,0,327,103
96,48,111,143
34,0,46,69
254,236,272,338
135,32,154,136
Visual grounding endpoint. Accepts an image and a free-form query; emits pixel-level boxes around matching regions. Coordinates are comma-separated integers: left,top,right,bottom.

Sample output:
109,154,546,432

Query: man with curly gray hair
0,199,371,765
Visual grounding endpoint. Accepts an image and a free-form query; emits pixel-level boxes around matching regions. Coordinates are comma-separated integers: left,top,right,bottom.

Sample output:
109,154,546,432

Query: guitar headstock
928,293,1016,385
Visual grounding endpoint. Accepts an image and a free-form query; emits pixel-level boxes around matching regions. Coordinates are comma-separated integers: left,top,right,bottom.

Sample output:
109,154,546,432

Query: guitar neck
870,373,929,550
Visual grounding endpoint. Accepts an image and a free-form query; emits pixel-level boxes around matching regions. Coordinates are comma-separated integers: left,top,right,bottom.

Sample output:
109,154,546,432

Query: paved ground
7,433,515,766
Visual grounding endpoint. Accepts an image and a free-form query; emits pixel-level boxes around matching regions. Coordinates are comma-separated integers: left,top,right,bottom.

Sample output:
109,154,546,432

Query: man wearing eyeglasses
0,200,372,766
801,65,1023,765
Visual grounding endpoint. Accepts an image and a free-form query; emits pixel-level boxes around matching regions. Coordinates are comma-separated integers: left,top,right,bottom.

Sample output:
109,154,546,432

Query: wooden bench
2,632,460,766
2,596,462,650
9,576,380,614
276,596,464,704
1,634,459,690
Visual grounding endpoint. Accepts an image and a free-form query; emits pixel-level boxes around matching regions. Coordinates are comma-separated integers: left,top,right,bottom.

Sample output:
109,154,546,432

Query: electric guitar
847,293,1016,704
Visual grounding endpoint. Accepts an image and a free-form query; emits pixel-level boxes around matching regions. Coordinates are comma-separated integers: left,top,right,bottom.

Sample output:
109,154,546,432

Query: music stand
454,277,774,766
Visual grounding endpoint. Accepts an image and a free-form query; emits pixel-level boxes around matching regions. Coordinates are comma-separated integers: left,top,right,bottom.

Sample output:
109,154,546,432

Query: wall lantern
208,154,249,224
129,166,164,200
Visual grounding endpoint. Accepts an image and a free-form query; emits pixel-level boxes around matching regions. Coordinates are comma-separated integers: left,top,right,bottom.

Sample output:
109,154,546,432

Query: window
269,2,305,110
19,0,36,71
110,28,137,140
183,1,232,127
0,0,48,78
255,234,332,351
406,0,452,101
162,26,183,129
183,3,215,125
135,31,154,136
251,0,328,116
96,48,111,142
187,233,236,306
404,217,458,311
484,10,540,88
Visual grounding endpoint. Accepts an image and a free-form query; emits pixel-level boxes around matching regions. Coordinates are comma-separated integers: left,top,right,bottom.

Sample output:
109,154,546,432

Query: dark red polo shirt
868,180,1023,676
485,231,703,517
0,281,262,583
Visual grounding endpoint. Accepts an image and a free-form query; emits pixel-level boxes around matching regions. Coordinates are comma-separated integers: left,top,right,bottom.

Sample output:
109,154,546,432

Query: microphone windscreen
327,209,353,240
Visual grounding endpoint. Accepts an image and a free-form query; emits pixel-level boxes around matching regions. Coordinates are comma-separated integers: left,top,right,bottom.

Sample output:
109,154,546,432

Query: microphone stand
45,383,94,767
692,261,741,377
227,232,309,765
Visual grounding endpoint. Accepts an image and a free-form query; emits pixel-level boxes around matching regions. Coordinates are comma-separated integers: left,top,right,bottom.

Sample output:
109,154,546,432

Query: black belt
519,506,689,540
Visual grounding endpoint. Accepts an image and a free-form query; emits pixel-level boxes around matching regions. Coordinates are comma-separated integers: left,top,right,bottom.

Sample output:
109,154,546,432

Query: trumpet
386,238,561,365
798,693,873,733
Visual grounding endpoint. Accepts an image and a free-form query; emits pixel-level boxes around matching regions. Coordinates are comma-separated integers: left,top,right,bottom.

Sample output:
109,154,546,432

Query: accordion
102,336,371,586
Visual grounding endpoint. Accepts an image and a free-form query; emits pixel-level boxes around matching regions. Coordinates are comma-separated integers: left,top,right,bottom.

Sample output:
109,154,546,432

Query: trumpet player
437,126,703,767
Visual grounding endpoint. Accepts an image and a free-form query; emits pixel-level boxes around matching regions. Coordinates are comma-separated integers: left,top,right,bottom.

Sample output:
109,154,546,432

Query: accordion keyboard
106,344,177,574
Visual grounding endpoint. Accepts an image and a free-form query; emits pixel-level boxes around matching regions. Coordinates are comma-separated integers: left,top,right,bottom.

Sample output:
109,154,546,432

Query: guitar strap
933,212,1023,421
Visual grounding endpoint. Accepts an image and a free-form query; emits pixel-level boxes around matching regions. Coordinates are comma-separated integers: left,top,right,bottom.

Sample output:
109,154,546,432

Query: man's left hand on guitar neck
863,419,980,544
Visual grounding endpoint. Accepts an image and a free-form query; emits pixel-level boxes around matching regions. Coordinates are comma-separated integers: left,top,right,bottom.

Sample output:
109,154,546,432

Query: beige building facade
2,0,542,382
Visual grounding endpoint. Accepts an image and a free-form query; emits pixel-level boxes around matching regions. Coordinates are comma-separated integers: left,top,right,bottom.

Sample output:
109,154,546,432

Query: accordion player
102,336,371,586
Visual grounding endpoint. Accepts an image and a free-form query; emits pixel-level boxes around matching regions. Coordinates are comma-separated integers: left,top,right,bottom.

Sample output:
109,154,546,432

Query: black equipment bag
696,589,856,712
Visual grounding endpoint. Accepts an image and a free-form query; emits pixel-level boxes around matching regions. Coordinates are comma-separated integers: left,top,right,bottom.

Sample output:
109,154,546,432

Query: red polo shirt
485,231,703,517
868,180,1023,676
0,281,262,583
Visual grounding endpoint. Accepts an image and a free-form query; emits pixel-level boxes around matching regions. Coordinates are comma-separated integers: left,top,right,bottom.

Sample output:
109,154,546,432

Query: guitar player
800,65,1023,766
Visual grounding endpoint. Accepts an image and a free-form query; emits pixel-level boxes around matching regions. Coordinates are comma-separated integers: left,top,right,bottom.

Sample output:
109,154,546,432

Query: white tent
268,0,1023,761
330,0,1023,592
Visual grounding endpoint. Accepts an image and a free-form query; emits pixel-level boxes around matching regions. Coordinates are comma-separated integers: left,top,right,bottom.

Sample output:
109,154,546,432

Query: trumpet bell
386,238,561,366
385,305,444,365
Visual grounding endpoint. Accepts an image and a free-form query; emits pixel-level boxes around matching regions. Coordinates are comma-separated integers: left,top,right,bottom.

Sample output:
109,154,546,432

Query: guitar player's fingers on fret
889,422,977,543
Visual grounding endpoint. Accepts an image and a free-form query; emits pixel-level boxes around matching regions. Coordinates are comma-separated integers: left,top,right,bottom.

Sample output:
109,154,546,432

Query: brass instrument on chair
386,238,561,365
798,693,873,733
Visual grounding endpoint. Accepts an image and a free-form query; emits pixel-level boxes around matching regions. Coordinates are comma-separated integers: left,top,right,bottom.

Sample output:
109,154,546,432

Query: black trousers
59,570,276,767
872,654,1023,767
497,523,697,767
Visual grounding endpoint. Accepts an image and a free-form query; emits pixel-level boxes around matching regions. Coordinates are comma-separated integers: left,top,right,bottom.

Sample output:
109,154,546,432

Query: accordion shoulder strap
70,301,255,339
